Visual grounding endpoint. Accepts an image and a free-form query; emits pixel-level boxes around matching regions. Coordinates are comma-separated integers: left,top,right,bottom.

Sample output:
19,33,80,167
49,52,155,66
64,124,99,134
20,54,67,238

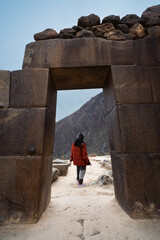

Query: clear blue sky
0,0,159,121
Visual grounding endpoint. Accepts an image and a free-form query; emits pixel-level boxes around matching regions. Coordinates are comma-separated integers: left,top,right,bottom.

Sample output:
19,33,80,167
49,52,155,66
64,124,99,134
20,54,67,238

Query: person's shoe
78,183,86,187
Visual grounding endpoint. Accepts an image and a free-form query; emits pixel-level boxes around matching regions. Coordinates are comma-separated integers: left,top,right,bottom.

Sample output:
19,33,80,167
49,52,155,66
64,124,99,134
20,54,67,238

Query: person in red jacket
70,132,91,185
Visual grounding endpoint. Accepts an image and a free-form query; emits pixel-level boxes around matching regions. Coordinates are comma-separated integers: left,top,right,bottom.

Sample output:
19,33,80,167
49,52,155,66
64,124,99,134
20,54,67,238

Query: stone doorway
0,37,160,223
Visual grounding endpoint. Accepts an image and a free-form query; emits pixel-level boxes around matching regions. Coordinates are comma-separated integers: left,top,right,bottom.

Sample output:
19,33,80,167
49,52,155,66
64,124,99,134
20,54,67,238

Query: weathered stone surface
111,151,160,218
117,24,129,33
111,65,152,104
52,167,60,182
0,156,42,223
102,15,121,25
141,4,160,23
60,28,77,35
22,39,107,69
135,37,160,66
121,14,142,26
91,26,104,37
147,25,160,37
59,33,74,39
149,67,160,102
11,69,57,113
75,29,95,38
94,175,113,186
23,38,136,69
107,103,160,154
0,108,46,156
52,163,69,176
34,28,59,41
50,66,109,90
117,104,160,153
108,40,134,65
72,25,83,31
11,69,49,107
85,26,92,31
129,23,145,39
106,106,122,153
59,28,76,39
0,71,10,108
145,16,160,26
78,14,100,28
43,109,56,156
38,156,52,219
92,23,115,37
105,30,128,40
103,71,116,114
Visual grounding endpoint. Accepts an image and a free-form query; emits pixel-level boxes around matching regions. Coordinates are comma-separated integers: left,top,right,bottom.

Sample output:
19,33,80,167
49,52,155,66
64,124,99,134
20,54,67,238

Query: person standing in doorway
70,132,91,186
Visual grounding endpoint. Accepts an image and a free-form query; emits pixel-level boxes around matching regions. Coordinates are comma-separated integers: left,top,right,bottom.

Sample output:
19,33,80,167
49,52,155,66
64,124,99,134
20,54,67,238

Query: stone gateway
0,5,160,223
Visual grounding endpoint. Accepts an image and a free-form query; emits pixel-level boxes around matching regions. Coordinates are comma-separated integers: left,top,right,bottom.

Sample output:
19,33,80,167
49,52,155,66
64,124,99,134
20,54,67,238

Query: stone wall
0,69,57,223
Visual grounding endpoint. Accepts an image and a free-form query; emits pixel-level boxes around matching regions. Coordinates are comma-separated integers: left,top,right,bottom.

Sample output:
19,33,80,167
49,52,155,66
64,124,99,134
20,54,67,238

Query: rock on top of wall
78,14,100,28
141,4,160,22
34,28,59,40
121,14,142,27
33,4,160,41
102,15,121,25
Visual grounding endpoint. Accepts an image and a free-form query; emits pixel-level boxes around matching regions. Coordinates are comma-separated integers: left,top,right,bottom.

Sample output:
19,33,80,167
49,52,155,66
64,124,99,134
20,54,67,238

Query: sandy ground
0,157,160,240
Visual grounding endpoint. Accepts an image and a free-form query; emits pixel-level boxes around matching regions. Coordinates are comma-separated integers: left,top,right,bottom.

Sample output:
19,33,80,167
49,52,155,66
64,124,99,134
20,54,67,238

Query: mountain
53,92,109,159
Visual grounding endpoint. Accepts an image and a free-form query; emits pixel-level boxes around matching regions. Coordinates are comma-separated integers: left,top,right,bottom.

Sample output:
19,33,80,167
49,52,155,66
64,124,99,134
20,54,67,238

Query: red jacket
71,142,89,166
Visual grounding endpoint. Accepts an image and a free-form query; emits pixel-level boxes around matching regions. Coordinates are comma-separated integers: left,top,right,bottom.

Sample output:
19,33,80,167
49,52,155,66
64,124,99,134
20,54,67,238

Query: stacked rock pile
34,5,160,41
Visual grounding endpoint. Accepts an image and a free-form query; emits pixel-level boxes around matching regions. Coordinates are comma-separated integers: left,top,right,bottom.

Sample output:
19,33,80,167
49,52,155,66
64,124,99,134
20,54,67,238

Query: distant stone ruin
0,4,160,223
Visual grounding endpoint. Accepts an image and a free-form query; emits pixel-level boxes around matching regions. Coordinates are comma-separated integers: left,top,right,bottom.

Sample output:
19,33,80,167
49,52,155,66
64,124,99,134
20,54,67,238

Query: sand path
0,159,160,240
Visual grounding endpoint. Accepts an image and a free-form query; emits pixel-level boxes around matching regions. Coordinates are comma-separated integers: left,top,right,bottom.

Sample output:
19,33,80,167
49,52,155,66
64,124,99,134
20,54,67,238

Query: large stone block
51,66,109,90
10,69,57,114
111,65,152,104
22,38,109,69
149,67,160,102
38,156,52,220
0,156,42,223
117,104,160,153
22,38,134,70
135,37,160,66
106,106,122,152
0,70,10,108
103,70,116,114
52,163,69,176
43,109,56,157
0,108,46,156
108,40,134,65
111,151,160,218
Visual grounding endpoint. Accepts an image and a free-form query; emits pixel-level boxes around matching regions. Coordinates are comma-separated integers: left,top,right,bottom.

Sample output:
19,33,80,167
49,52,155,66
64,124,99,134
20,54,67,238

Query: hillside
54,92,109,159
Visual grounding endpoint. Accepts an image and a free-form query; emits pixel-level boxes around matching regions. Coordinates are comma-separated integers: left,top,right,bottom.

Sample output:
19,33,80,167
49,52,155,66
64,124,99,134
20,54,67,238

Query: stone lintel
22,38,134,69
51,66,109,90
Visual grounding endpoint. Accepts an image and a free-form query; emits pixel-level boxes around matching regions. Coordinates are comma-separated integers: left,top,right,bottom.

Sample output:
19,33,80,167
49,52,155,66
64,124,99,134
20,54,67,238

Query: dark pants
77,166,86,184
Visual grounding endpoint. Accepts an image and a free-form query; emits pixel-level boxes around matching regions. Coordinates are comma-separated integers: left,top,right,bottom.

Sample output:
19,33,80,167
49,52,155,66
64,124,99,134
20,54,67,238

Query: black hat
76,132,84,141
